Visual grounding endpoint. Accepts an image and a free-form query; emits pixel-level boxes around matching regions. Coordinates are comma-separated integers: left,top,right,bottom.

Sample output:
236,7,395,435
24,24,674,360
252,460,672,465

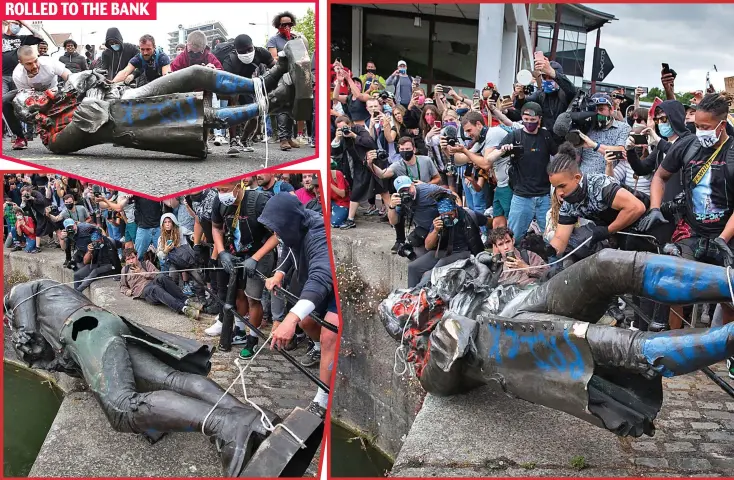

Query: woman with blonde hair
157,213,206,305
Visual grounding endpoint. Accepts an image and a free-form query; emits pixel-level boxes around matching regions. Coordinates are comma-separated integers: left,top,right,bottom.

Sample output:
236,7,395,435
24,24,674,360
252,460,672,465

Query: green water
3,362,63,477
330,422,393,477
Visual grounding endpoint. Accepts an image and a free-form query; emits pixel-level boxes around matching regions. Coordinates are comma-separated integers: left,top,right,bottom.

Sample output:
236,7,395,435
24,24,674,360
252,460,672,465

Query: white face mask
696,121,723,148
237,51,255,64
218,191,236,206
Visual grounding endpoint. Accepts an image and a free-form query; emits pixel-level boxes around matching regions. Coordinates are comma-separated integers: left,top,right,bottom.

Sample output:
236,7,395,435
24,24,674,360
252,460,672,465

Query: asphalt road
2,138,316,197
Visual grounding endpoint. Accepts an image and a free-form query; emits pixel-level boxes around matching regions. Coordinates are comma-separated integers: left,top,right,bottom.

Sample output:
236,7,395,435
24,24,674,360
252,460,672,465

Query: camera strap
404,159,421,182
692,143,726,186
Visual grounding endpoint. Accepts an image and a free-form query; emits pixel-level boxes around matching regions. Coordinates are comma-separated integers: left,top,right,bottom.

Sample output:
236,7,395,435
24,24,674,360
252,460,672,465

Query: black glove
637,208,668,232
193,244,202,257
712,237,734,268
243,257,258,278
589,226,610,246
544,244,558,259
218,251,240,275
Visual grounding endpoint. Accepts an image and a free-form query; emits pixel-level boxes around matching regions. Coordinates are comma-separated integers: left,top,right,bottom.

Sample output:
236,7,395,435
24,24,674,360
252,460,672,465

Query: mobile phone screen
434,121,442,128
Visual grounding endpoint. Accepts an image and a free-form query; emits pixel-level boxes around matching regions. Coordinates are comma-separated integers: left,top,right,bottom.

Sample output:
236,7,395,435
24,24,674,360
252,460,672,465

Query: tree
294,8,315,57
640,87,695,105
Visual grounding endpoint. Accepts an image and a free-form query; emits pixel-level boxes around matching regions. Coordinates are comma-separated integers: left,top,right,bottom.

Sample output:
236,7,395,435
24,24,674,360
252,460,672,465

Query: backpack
213,42,235,65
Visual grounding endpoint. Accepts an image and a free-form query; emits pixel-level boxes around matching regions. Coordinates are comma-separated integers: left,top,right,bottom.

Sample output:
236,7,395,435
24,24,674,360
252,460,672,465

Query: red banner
4,1,157,19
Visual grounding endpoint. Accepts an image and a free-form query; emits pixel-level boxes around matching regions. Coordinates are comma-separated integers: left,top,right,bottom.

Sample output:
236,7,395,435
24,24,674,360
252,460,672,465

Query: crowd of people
1,14,315,154
3,171,336,415
329,52,734,377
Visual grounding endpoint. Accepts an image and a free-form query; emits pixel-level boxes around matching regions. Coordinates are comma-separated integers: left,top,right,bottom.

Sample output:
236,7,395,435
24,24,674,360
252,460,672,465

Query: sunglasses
279,23,293,28
653,117,669,124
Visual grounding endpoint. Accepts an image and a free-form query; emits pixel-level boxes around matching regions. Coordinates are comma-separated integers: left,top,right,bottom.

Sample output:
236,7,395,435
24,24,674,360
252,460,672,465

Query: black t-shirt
499,128,557,198
662,136,734,237
133,197,162,229
3,33,41,75
348,94,370,122
221,47,273,79
211,191,271,255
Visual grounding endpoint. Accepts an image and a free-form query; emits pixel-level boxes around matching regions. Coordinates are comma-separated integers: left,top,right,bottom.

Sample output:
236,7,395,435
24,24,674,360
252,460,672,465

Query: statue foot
212,408,275,477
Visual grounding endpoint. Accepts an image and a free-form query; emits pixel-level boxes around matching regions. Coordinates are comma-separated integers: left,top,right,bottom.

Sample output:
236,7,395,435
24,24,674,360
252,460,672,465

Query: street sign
591,47,614,83
725,76,734,94
529,4,556,24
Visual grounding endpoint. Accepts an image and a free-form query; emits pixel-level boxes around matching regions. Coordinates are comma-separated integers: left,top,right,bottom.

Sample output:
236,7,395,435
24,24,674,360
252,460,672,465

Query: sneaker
300,345,321,368
296,135,309,145
306,401,326,419
242,139,255,153
227,138,242,156
363,205,378,216
287,138,301,149
185,297,204,311
309,137,315,148
727,357,734,380
231,329,249,346
391,242,402,254
280,139,291,151
284,333,307,351
12,137,27,150
214,135,225,146
183,305,200,320
238,336,259,359
182,283,194,297
339,219,356,230
205,316,222,336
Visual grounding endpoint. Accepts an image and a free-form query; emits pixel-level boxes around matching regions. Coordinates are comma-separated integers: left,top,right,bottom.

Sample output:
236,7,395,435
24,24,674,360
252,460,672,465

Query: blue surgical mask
9,24,21,35
456,108,469,116
542,80,557,94
110,44,121,52
218,192,236,206
658,122,674,139
399,68,406,74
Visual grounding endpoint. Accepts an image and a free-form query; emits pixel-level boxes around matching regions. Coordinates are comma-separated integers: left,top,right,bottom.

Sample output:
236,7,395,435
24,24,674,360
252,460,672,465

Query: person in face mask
98,27,140,81
359,61,386,93
2,20,43,95
484,103,558,244
386,60,415,108
577,93,632,176
170,30,222,72
368,136,441,184
219,34,275,155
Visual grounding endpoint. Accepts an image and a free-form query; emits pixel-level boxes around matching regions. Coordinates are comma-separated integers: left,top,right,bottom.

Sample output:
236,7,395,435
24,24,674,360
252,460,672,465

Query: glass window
537,36,551,55
364,12,430,81
331,4,353,70
432,20,478,86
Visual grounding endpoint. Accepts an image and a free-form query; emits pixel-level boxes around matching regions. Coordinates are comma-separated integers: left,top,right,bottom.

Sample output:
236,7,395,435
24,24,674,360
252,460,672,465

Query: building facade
167,21,228,55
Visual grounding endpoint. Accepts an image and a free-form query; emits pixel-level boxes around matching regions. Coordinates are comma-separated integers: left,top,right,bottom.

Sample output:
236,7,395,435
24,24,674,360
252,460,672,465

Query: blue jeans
24,237,37,252
331,203,349,227
213,95,229,137
134,227,160,261
508,194,550,245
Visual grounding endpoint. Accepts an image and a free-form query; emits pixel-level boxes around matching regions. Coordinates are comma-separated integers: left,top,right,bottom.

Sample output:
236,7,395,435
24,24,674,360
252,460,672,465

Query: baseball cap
522,102,542,117
394,176,412,192
397,60,407,67
63,218,75,228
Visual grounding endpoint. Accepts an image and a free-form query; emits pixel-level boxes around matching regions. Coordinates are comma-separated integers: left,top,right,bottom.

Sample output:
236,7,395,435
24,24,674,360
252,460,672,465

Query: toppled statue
379,249,734,437
12,39,312,159
4,279,323,477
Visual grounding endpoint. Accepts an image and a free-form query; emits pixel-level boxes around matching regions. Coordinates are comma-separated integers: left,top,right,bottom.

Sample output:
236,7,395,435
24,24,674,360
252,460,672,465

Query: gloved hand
544,244,558,259
244,257,258,278
193,244,201,257
712,237,734,268
637,208,668,232
589,226,610,247
218,251,240,275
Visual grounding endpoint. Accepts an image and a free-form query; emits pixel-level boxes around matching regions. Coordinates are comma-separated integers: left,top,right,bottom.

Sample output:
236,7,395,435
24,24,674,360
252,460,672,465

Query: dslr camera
340,126,352,137
376,150,389,162
396,242,417,261
399,190,413,208
49,204,59,216
523,84,535,96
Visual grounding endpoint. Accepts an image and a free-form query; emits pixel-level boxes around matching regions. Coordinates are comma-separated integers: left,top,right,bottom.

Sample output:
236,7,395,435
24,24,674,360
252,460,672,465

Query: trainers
205,316,222,336
12,137,27,150
231,329,249,346
339,219,356,230
182,283,194,297
214,135,225,146
391,242,402,254
363,205,378,216
227,138,242,156
185,297,204,311
309,137,315,148
238,336,259,359
285,333,307,351
182,305,200,320
727,357,734,380
300,344,321,368
242,139,255,153
287,138,301,149
280,139,291,151
306,401,326,419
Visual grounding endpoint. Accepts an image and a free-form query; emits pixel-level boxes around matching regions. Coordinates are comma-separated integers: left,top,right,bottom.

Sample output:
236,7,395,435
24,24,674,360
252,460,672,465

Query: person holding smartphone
488,226,548,287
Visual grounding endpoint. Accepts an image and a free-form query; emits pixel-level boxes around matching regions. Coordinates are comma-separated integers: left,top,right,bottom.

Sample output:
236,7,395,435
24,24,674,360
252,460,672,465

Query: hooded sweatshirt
257,194,333,317
626,100,690,202
59,50,88,74
170,46,222,72
99,28,139,80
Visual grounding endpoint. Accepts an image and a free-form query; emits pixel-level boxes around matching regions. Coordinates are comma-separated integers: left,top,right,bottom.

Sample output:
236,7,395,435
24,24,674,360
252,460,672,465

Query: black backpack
213,42,235,65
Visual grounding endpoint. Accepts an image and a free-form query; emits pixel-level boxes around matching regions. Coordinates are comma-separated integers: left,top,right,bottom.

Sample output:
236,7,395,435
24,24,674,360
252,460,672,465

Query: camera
65,225,75,237
49,205,59,216
439,212,456,229
376,150,389,162
501,145,524,158
399,191,413,208
523,84,535,96
92,185,102,197
340,126,351,136
22,192,31,200
379,91,390,100
396,243,417,261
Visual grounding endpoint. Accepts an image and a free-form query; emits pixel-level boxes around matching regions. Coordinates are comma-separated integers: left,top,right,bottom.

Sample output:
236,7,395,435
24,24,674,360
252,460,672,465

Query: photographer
513,55,577,144
367,137,440,184
72,228,122,292
331,116,378,230
410,188,488,287
483,102,556,244
19,185,54,247
15,207,38,253
576,93,632,176
489,227,548,287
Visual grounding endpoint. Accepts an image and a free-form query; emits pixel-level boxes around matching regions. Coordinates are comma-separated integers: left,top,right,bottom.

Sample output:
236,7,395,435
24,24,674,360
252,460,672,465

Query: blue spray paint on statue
214,71,256,95
214,104,260,127
119,97,199,126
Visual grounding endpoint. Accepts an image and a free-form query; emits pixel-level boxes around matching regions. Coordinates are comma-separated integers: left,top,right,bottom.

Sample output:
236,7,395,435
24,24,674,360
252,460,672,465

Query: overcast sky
29,3,312,54
581,4,733,92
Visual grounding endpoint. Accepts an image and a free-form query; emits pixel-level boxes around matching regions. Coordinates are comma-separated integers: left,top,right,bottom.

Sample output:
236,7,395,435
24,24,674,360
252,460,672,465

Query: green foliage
294,8,315,57
570,455,587,470
640,87,695,105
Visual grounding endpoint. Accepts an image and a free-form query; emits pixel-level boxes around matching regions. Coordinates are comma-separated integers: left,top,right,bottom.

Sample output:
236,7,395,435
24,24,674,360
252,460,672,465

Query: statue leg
127,343,247,410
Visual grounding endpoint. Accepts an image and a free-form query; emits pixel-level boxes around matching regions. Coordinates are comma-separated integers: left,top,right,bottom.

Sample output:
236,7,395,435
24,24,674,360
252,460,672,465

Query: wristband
388,205,396,210
593,143,601,152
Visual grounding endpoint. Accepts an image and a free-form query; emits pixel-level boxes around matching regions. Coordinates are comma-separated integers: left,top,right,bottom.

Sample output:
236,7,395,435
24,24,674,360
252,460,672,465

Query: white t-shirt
12,56,66,91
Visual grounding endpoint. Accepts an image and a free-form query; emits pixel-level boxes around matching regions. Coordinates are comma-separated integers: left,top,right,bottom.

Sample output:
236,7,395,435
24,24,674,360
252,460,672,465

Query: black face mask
686,122,697,135
399,150,414,161
188,51,204,63
562,176,587,204
65,203,74,209
366,69,376,74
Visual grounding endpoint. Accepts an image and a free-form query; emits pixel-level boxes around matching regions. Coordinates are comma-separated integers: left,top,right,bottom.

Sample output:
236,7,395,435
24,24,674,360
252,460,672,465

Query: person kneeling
488,226,548,287
120,247,202,319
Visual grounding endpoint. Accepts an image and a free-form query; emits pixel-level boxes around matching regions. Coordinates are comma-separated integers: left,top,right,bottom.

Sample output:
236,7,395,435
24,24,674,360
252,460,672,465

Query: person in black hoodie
99,27,139,81
258,193,337,418
59,39,88,73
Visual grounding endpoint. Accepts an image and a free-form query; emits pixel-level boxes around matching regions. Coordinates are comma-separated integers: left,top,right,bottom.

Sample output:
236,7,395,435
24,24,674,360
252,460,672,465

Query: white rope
503,237,593,272
727,266,734,306
253,77,269,168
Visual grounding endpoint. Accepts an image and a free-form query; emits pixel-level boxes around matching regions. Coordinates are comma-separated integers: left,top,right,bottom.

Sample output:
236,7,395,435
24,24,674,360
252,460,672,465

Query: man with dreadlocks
640,92,734,367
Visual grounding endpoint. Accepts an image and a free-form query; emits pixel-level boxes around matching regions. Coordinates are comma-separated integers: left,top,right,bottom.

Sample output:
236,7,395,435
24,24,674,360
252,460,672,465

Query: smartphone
166,240,173,246
491,90,500,101
612,151,625,160
632,134,648,145
433,120,442,129
414,76,422,84
473,89,480,97
464,163,474,177
506,251,516,260
638,86,648,95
